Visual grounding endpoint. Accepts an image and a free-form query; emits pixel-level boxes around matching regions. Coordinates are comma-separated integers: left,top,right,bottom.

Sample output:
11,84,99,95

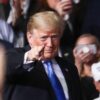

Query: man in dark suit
4,11,83,100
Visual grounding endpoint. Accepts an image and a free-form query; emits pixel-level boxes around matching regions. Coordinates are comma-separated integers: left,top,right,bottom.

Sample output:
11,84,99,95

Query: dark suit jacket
0,39,13,49
4,47,83,100
81,77,99,100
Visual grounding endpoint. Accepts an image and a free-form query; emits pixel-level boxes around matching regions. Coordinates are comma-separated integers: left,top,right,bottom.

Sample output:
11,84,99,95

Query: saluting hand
27,45,45,61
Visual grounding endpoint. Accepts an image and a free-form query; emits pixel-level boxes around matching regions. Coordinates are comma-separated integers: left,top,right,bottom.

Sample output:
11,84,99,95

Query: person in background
0,0,10,20
81,0,100,42
0,45,6,100
0,19,14,44
73,33,100,100
0,19,14,49
4,11,82,100
28,0,73,18
0,1,14,48
7,0,31,47
92,62,100,100
7,0,30,24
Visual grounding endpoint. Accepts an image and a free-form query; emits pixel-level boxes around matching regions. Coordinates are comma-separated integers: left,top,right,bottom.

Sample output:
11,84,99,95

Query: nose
46,37,53,47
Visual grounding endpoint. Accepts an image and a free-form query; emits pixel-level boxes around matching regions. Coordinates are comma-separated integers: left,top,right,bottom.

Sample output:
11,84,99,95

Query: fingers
27,45,45,61
56,0,72,16
34,45,44,60
74,48,94,63
60,0,72,9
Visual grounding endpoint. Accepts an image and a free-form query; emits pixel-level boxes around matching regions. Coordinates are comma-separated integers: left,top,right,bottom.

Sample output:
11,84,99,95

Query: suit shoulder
55,56,76,70
6,48,25,66
6,48,25,54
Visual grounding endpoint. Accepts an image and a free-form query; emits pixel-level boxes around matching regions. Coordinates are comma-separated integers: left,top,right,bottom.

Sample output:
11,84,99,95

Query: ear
26,32,33,47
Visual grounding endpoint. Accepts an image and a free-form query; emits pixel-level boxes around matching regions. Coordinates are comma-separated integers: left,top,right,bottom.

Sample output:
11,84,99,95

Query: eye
40,36,48,41
51,35,59,39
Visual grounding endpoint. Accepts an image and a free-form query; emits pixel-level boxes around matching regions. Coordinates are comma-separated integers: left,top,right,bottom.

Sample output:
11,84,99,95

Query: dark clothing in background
0,39,13,49
81,0,100,41
81,76,99,100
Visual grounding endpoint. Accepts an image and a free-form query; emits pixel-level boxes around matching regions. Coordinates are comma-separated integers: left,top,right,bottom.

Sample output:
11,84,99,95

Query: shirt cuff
23,52,34,64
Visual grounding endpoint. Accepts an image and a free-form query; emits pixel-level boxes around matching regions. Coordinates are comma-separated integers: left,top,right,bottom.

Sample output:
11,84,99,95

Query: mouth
44,47,56,53
44,50,53,53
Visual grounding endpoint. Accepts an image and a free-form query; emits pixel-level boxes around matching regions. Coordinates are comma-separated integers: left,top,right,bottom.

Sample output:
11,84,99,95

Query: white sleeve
23,52,34,64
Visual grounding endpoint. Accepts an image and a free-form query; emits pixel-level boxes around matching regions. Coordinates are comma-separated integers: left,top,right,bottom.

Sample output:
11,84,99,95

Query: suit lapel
31,61,50,87
32,61,56,100
55,57,74,100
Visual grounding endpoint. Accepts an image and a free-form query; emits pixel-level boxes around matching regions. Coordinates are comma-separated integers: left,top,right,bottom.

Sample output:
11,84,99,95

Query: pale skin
94,81,100,92
73,49,94,76
73,36,99,76
26,28,61,61
0,45,5,99
11,0,27,25
12,0,28,14
47,0,72,17
11,0,21,25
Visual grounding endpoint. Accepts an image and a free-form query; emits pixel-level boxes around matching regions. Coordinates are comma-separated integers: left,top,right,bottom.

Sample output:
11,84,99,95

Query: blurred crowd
0,0,100,100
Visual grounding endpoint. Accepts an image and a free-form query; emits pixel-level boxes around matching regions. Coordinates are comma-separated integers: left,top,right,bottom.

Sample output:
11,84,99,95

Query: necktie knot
44,60,53,76
44,60,52,65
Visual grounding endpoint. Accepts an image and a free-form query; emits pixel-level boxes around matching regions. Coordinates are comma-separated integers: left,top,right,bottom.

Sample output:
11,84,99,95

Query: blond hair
27,11,64,35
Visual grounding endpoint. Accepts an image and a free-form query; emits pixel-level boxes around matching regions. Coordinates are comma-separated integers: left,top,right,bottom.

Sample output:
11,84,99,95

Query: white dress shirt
43,59,69,100
24,52,69,100
94,93,100,100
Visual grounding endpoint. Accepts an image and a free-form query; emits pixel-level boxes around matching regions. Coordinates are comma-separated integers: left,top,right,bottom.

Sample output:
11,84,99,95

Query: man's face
27,28,60,59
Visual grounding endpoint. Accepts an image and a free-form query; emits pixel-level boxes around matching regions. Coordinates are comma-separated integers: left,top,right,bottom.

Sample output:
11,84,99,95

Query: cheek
55,40,60,45
47,0,59,8
33,39,44,46
53,41,60,50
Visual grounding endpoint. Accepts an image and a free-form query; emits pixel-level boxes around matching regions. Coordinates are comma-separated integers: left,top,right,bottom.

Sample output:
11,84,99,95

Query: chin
44,54,54,59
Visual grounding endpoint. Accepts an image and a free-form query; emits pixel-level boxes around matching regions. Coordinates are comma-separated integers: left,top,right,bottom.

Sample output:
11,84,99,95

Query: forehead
20,0,26,2
77,37,96,45
47,0,59,3
20,0,28,3
47,0,60,5
33,28,60,35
